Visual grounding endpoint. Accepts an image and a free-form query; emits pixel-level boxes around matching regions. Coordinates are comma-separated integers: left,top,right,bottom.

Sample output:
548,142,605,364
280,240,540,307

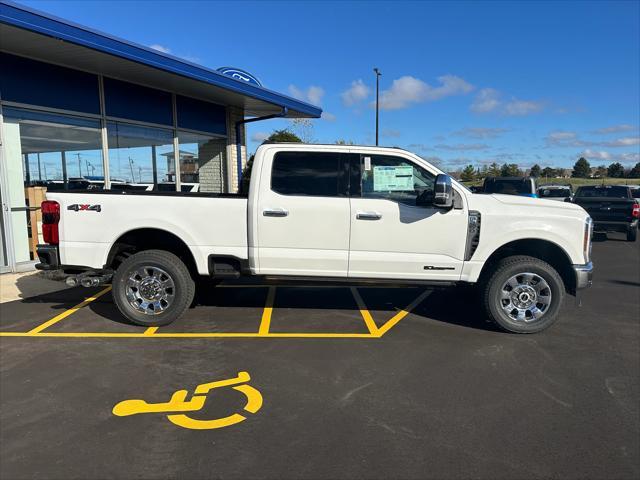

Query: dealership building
0,1,321,273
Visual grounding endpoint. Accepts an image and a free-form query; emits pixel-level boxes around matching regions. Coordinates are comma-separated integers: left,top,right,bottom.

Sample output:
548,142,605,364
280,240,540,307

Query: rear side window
271,152,342,197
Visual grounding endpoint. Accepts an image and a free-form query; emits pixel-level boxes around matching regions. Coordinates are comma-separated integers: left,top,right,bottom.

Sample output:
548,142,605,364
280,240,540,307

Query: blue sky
18,0,640,170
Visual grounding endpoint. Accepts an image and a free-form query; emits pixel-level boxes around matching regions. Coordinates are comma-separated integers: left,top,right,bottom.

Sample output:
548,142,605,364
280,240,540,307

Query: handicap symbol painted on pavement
112,371,262,430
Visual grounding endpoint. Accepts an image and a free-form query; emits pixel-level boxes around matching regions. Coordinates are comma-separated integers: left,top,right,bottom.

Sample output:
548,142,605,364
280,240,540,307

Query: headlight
583,217,593,263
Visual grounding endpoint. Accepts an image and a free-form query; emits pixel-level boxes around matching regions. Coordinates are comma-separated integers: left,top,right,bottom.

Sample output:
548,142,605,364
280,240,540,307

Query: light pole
374,68,381,146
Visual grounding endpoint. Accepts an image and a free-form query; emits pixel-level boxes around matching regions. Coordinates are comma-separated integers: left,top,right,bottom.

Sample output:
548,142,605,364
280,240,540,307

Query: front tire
482,255,565,334
112,249,195,326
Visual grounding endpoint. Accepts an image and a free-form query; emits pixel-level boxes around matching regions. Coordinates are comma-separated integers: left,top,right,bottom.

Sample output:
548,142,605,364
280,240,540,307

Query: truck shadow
82,281,498,332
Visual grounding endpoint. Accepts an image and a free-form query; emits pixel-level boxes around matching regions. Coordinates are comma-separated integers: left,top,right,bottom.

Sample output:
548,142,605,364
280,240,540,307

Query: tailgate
576,198,634,222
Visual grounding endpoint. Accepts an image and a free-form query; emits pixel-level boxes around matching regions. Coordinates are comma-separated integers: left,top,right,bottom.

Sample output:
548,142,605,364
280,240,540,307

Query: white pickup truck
36,144,593,333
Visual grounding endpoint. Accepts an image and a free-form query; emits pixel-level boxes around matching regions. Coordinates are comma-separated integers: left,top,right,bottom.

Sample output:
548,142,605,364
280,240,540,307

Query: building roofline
0,0,322,118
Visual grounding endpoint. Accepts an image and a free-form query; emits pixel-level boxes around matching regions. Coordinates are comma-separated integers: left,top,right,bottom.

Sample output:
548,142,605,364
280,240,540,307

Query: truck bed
46,190,249,274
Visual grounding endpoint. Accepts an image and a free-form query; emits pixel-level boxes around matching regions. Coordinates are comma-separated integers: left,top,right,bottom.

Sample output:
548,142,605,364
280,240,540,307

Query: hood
491,193,585,212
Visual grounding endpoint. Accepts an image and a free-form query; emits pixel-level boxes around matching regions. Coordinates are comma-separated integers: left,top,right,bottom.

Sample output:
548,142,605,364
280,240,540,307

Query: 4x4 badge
67,204,101,212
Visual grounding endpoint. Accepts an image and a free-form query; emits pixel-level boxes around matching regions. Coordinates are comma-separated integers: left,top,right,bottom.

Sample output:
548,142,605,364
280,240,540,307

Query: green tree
334,139,355,145
487,162,500,176
265,129,302,143
460,164,476,182
628,162,640,178
529,164,541,177
607,162,625,178
572,157,591,178
500,163,522,177
541,166,556,178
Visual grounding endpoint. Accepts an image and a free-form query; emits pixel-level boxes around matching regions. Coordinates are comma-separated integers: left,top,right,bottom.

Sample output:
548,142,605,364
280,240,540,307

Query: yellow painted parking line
26,286,112,334
258,286,276,335
0,331,376,338
350,287,379,335
376,290,431,336
144,327,159,335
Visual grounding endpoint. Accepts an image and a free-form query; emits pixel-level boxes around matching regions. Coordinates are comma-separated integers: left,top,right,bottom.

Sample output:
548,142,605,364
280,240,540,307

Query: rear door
254,150,355,277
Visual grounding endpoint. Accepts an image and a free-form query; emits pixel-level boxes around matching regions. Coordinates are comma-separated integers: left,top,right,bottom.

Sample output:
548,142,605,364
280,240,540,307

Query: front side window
361,155,435,206
271,152,342,197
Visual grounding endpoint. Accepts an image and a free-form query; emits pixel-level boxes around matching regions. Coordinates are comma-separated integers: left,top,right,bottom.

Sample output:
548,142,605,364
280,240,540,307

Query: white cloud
546,131,639,148
434,143,490,151
503,99,544,116
470,88,501,113
471,88,544,116
149,44,171,54
250,131,269,143
590,124,638,135
341,79,371,106
288,85,324,106
452,127,509,139
579,149,640,164
603,137,639,147
378,75,473,110
321,112,336,121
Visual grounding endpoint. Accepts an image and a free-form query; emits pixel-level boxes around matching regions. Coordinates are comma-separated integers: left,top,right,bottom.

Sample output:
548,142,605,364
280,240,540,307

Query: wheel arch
105,228,198,277
478,238,576,294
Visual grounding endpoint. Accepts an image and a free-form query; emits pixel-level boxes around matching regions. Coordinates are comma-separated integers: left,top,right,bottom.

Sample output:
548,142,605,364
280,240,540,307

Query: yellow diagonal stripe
258,286,276,335
350,287,379,335
27,286,112,334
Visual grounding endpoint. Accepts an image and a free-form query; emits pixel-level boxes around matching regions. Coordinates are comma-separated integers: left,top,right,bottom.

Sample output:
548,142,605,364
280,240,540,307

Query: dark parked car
481,177,538,197
569,185,639,241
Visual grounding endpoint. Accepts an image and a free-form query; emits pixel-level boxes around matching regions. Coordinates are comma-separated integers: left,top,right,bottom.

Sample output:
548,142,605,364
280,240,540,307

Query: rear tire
481,255,565,334
627,227,637,242
112,249,195,326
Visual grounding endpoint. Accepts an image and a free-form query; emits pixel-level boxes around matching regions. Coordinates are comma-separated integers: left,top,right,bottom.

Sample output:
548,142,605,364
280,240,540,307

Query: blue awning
0,0,322,119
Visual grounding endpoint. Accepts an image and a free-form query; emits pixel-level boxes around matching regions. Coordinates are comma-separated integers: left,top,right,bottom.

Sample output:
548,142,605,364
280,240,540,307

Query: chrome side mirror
434,174,453,208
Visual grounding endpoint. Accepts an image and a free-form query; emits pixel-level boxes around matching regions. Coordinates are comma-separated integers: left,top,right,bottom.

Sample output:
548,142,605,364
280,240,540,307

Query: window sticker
373,165,414,191
364,156,371,171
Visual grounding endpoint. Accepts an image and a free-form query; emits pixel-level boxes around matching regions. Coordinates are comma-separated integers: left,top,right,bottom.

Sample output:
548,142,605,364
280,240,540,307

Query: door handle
263,208,289,217
356,211,382,220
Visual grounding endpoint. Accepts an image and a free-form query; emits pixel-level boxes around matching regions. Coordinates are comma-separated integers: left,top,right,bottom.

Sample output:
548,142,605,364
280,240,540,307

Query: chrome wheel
125,266,175,315
499,272,552,322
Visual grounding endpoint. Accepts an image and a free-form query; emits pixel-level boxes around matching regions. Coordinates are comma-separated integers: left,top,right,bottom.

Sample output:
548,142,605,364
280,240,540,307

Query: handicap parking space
0,281,429,338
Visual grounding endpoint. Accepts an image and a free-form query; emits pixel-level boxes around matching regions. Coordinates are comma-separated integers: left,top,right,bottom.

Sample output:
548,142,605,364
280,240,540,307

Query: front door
255,150,355,277
348,153,468,281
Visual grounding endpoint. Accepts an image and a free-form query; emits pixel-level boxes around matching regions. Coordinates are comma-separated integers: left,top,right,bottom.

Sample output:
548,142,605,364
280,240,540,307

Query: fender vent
464,211,481,261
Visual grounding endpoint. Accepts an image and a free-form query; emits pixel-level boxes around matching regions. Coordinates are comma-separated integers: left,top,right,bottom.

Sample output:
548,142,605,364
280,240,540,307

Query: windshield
575,186,630,198
539,188,570,198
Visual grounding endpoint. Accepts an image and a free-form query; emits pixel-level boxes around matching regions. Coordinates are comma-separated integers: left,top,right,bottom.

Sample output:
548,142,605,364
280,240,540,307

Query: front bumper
573,262,593,290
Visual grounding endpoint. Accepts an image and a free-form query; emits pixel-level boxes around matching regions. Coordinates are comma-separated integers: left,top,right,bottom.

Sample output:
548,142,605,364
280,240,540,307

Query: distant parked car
482,177,538,197
569,185,639,241
538,185,573,202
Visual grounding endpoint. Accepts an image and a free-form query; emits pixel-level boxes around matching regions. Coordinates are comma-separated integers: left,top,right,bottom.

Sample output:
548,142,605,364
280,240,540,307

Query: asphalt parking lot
1,234,638,480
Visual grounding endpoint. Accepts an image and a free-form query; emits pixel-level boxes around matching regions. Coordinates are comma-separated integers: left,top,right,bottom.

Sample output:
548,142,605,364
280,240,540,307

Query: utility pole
37,153,42,180
128,157,135,182
76,153,82,177
374,68,381,146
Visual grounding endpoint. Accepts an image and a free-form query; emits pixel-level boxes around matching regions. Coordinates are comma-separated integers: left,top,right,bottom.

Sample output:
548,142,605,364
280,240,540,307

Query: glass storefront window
177,131,227,193
2,107,104,263
107,122,174,190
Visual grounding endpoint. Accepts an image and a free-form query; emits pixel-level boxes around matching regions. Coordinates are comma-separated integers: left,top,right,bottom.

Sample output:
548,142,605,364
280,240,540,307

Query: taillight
632,203,640,218
41,200,60,245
